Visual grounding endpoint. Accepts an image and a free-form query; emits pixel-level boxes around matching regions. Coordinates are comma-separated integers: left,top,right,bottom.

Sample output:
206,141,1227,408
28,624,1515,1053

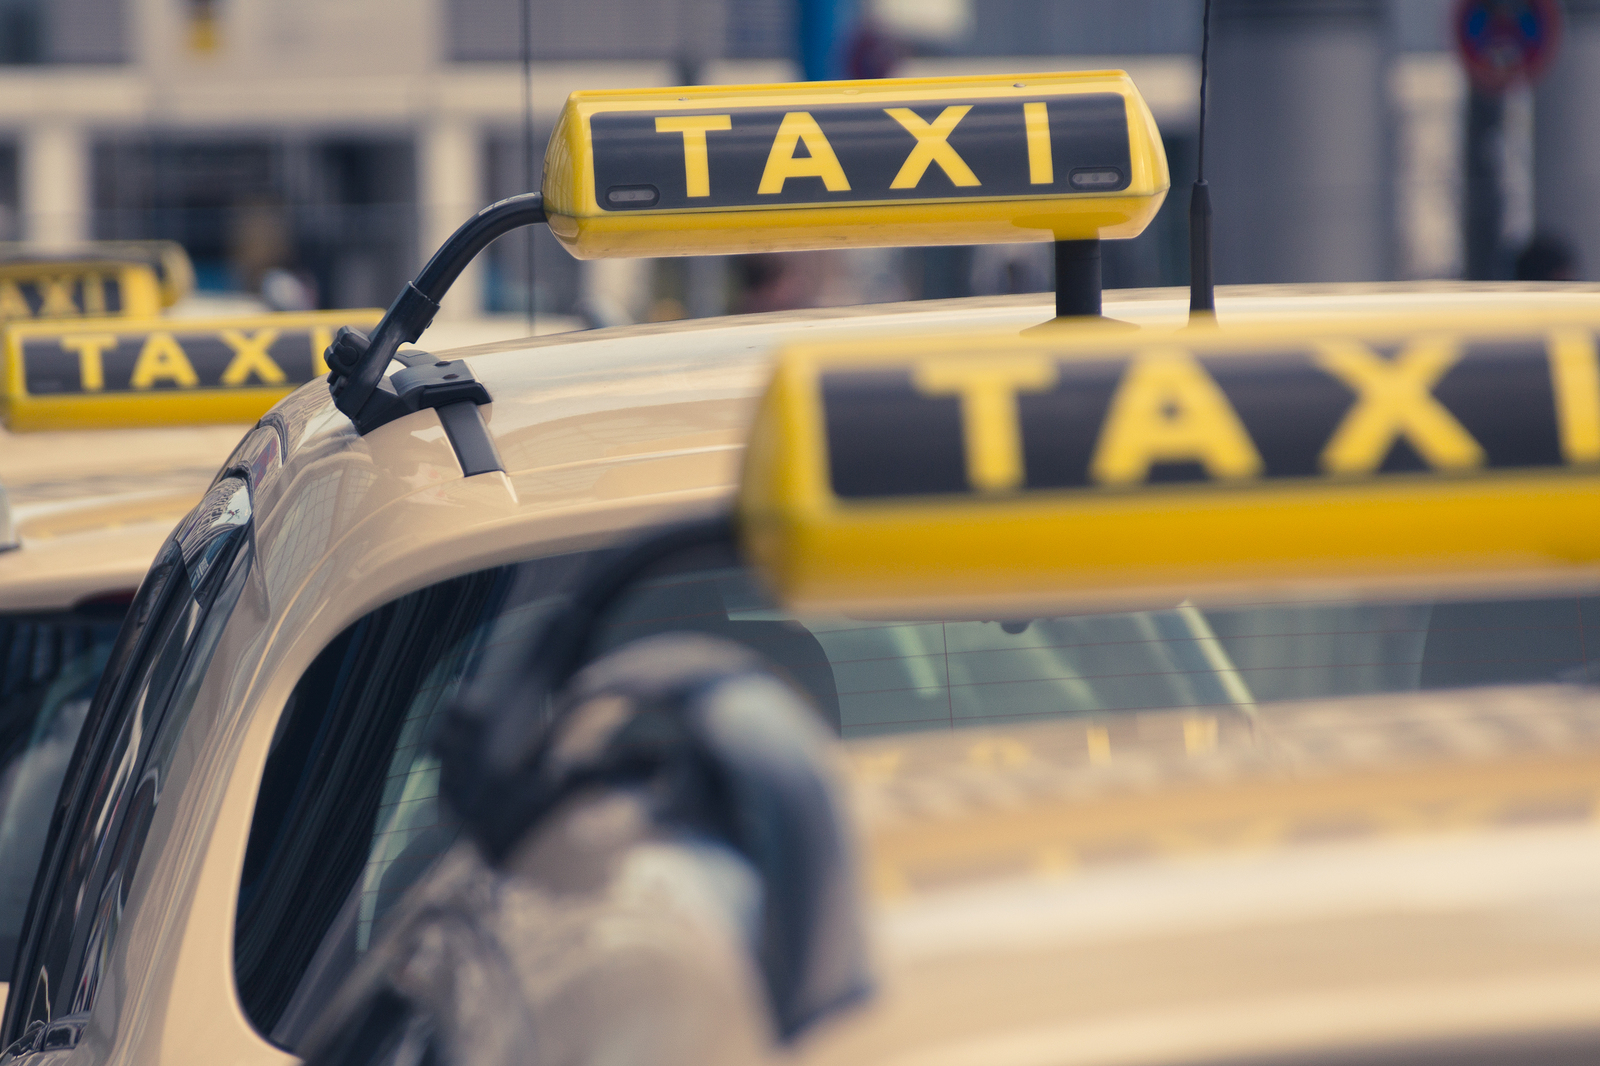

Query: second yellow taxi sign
740,310,1600,614
0,241,194,309
0,260,162,322
541,70,1169,257
1,309,381,431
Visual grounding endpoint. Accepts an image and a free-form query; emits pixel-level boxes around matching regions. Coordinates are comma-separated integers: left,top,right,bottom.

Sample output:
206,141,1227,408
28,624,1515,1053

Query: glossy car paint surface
0,423,244,611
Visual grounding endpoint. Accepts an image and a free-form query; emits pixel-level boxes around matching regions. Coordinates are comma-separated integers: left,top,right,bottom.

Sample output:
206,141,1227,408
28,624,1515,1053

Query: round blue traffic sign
1455,0,1563,93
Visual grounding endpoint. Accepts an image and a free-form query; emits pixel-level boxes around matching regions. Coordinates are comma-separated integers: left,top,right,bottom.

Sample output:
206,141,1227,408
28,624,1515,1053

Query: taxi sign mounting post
1454,0,1562,281
1189,0,1215,319
1055,240,1101,318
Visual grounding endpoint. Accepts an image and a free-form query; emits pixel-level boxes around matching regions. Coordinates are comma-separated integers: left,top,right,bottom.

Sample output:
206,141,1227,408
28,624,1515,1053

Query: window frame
0,604,130,978
1,477,253,1049
231,549,600,1049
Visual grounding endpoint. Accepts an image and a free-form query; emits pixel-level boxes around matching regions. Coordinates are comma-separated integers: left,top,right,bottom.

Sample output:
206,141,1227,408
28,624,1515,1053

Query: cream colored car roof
6,281,1596,621
0,423,246,611
809,683,1600,1066
20,282,1600,1062
330,281,1600,590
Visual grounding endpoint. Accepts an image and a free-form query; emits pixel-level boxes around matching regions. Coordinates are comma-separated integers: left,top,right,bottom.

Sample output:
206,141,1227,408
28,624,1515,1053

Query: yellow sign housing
1,309,382,431
0,260,163,322
0,241,195,308
739,310,1600,615
542,70,1169,258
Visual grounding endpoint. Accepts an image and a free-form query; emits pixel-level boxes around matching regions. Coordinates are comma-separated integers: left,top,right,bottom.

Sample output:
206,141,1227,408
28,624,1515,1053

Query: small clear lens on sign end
606,185,661,207
1069,168,1124,190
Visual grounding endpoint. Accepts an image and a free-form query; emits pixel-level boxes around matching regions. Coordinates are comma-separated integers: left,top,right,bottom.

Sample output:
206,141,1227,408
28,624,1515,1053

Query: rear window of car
239,537,1600,1052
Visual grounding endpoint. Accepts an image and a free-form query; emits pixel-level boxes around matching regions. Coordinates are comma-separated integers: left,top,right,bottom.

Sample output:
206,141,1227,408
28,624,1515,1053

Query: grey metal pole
1054,239,1102,318
1534,0,1600,280
1208,0,1393,283
1464,88,1507,280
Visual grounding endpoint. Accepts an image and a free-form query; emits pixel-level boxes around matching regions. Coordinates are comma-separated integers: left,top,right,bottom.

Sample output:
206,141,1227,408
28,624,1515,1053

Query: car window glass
0,610,126,976
5,479,252,1042
588,544,1600,736
238,552,590,1049
235,533,1600,1053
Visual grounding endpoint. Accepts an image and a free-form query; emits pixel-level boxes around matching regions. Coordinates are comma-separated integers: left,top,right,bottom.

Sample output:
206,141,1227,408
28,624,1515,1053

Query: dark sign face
0,271,134,320
589,94,1132,212
820,332,1595,499
20,324,337,395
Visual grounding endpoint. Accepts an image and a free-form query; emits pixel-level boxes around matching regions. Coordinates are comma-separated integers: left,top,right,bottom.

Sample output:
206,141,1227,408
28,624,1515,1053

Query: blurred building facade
0,0,1567,320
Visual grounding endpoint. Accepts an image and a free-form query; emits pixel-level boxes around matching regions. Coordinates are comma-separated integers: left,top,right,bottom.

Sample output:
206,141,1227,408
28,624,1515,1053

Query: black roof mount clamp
326,191,548,435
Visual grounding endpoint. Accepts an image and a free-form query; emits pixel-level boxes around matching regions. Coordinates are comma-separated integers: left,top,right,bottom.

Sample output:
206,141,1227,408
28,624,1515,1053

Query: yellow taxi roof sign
739,310,1600,615
0,240,194,308
1,309,381,431
0,260,163,322
543,70,1169,259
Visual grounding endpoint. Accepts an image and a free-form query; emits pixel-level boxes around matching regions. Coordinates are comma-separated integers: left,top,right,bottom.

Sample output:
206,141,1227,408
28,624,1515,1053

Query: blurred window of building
0,0,42,63
91,137,415,309
1390,0,1455,53
726,0,792,58
51,0,128,62
447,0,738,61
952,0,1199,56
0,0,126,64
0,143,20,241
483,131,581,316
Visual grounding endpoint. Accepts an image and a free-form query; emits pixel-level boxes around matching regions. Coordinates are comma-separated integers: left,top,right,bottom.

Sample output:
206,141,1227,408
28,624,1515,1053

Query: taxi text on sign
540,71,1169,258
0,261,162,322
739,311,1600,613
1,309,382,431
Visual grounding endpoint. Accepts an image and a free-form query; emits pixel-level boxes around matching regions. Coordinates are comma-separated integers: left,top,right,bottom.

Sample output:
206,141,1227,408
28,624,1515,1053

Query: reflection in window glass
0,611,124,974
241,539,1600,1055
596,556,1600,737
10,526,249,1037
242,554,590,1049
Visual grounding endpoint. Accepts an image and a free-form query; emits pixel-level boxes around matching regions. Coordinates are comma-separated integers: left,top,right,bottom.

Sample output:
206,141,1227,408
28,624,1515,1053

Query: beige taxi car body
4,283,1600,1064
818,682,1600,1066
0,304,382,1030
0,424,244,1019
0,424,244,611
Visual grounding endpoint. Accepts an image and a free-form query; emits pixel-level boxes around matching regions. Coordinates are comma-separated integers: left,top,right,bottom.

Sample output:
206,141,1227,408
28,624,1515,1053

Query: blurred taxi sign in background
542,69,1169,258
0,241,196,311
1,309,381,431
0,260,162,323
741,308,1600,614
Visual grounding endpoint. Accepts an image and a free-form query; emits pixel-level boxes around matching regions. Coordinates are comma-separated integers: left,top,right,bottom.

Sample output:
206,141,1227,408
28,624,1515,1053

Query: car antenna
1189,0,1216,322
521,0,537,334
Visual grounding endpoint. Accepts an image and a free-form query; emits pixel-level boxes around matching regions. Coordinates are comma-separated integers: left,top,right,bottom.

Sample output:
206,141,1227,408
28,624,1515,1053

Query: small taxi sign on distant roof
0,240,194,308
1,309,381,431
542,70,1169,258
0,261,162,322
740,310,1600,613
